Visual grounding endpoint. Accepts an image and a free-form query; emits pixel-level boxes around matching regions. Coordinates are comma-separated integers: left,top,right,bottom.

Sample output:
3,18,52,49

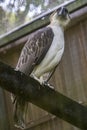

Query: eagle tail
11,94,28,129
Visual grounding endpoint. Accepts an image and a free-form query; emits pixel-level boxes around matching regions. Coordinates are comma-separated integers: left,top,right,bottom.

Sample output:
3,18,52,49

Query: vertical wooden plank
0,88,9,130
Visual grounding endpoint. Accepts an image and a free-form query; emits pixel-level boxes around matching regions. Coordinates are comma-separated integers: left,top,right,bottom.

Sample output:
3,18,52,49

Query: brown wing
16,27,54,76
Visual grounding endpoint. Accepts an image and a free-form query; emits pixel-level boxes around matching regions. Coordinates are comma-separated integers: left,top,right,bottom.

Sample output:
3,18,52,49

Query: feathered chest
43,25,64,59
51,25,64,51
16,26,64,76
32,25,65,77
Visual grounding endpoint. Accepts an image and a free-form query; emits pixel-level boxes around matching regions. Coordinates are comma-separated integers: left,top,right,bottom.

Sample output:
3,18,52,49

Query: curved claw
42,81,54,89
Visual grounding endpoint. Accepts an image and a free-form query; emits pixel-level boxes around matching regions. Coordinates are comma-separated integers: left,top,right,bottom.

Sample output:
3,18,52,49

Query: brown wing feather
16,27,54,76
12,27,54,128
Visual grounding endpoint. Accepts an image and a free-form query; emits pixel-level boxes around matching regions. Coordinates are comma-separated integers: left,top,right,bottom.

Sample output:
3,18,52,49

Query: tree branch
0,61,87,130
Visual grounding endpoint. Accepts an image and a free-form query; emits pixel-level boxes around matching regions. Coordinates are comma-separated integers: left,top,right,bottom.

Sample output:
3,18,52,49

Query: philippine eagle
12,7,70,129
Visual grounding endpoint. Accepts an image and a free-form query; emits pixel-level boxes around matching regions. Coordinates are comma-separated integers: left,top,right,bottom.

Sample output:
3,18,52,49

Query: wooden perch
0,61,87,130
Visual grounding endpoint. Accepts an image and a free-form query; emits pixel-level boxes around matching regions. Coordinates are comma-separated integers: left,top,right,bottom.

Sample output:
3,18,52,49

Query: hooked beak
57,7,69,18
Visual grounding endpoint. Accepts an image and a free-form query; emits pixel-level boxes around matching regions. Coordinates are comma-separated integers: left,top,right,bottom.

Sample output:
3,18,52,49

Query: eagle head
50,7,70,28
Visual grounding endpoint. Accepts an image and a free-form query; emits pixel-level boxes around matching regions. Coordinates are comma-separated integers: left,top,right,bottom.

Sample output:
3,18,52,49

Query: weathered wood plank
0,88,10,130
0,61,87,129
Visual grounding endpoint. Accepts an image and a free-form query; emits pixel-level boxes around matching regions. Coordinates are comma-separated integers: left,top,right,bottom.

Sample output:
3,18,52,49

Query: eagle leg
30,73,54,89
42,81,54,89
30,74,43,84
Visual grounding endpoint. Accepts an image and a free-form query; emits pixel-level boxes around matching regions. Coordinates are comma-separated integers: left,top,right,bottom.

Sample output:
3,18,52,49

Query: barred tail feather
11,95,28,129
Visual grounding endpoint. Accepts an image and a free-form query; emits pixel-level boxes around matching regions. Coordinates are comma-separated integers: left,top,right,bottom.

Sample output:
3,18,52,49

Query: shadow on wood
0,61,87,130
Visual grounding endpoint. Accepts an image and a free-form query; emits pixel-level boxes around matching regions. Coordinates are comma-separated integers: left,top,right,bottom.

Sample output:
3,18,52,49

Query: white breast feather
32,25,64,77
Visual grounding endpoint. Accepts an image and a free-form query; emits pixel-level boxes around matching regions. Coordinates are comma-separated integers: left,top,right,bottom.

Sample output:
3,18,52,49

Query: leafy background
0,0,67,36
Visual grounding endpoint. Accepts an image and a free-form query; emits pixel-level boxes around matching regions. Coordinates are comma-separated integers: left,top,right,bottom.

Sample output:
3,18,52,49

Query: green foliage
0,0,68,35
0,0,86,36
